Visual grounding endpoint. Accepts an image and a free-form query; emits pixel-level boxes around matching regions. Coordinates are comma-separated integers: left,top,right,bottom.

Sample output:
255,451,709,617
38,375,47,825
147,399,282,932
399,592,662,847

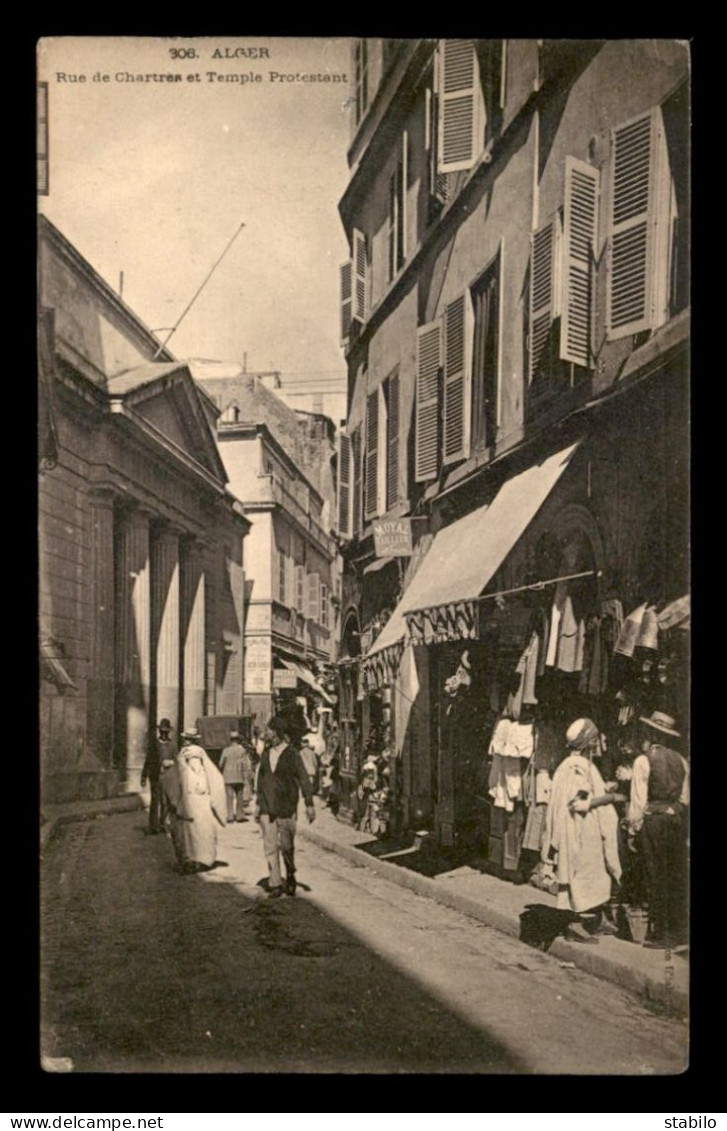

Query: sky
38,36,353,420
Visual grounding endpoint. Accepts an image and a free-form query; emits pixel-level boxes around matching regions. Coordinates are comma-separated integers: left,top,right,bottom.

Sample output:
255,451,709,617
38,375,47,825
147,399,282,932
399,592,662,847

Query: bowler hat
639,710,680,739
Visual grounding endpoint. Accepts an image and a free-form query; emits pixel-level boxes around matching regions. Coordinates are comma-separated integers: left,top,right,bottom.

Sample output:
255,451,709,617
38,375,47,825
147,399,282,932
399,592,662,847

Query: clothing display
488,753,523,812
614,603,647,657
555,595,580,672
545,583,567,667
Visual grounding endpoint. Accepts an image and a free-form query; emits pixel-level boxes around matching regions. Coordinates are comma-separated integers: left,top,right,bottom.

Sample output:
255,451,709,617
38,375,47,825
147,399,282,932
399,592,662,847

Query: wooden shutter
352,427,363,534
353,228,367,322
340,260,352,343
561,157,600,367
364,391,379,520
528,216,560,383
399,132,408,267
337,432,352,537
295,565,304,614
607,109,660,339
415,320,441,481
438,40,482,174
307,572,319,622
386,372,400,509
321,584,329,629
443,293,473,464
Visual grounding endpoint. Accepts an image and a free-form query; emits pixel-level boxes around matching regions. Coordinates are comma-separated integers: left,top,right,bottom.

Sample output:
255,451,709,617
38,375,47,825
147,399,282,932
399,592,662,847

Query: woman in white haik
542,717,623,943
162,729,227,874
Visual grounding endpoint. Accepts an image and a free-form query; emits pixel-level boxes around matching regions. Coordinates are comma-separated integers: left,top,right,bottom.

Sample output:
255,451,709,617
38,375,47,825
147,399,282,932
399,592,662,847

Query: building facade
337,40,689,846
39,217,250,804
193,370,339,724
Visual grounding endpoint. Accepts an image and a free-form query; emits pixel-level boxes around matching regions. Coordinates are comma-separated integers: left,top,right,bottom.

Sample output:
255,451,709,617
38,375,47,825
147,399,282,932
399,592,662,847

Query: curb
299,823,687,1016
41,794,145,852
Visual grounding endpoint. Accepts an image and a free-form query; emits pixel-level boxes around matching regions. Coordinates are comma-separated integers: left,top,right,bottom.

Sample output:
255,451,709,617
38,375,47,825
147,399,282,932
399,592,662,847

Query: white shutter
607,108,664,339
528,215,561,383
443,292,473,464
415,320,441,481
340,260,352,343
337,431,352,537
437,40,484,174
353,228,367,322
307,572,319,622
561,157,600,367
364,390,379,520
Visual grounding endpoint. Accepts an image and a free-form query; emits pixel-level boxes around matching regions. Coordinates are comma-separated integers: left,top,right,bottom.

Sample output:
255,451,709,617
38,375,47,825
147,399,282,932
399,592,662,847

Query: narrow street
41,811,688,1075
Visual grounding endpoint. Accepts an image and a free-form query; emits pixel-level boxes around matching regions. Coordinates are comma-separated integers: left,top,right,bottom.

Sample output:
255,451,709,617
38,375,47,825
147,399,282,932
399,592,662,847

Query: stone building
192,368,338,724
336,40,689,842
39,217,250,804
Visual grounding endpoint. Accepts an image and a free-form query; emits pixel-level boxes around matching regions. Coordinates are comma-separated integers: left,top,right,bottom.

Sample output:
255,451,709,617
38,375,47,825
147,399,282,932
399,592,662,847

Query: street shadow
42,813,529,1074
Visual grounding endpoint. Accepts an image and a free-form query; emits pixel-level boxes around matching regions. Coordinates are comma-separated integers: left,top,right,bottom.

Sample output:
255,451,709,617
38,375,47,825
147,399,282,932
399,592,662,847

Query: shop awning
280,658,334,704
363,441,581,680
363,555,398,575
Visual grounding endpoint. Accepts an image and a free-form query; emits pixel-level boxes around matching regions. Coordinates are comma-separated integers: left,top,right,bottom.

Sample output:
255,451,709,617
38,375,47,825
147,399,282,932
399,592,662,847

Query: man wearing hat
255,715,315,898
627,711,689,948
219,728,253,823
141,718,177,835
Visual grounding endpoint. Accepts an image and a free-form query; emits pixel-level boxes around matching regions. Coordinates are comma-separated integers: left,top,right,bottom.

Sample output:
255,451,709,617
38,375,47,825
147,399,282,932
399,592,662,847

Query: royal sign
373,518,413,557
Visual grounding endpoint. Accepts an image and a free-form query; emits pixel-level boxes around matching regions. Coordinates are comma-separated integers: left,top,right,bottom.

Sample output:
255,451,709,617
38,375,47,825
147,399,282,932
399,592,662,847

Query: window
37,82,49,196
339,229,367,344
607,106,674,339
321,584,329,630
383,370,400,509
528,158,599,385
388,133,408,281
354,39,369,127
471,252,501,450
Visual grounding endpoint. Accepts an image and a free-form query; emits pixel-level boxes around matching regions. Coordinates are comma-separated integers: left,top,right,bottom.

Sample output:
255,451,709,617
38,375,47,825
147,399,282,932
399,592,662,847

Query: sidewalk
299,807,688,1015
41,793,144,851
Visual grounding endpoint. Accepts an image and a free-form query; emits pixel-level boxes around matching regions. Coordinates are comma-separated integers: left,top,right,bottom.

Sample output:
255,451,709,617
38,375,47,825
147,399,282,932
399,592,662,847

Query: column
86,489,116,767
114,506,152,788
181,540,206,731
150,524,181,735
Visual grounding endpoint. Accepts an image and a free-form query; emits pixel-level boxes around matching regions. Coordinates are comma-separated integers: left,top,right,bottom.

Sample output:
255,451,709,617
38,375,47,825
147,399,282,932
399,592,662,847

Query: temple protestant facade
39,217,250,804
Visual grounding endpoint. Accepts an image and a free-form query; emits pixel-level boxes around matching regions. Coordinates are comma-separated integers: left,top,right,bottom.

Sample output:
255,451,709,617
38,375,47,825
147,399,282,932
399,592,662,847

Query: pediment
107,362,226,483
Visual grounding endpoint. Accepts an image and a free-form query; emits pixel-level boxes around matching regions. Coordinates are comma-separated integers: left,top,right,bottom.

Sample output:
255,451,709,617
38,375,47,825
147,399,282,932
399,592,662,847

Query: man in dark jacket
627,710,689,948
255,715,315,898
142,718,177,834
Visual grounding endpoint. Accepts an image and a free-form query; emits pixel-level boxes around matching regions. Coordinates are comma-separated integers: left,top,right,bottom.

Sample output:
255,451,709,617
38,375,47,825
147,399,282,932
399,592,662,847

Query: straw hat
639,710,680,739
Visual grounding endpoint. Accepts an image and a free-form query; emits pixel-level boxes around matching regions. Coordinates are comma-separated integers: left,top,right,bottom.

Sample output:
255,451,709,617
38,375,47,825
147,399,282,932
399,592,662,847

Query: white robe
543,754,622,913
163,746,226,867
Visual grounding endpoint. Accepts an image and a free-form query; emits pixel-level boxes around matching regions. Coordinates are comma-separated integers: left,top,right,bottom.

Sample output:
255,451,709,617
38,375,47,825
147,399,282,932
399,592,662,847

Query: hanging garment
614,603,647,657
520,631,540,705
489,716,513,756
537,608,549,678
636,605,659,650
573,618,586,673
535,768,552,804
555,595,580,672
522,802,547,853
488,753,523,812
503,721,535,760
546,583,568,667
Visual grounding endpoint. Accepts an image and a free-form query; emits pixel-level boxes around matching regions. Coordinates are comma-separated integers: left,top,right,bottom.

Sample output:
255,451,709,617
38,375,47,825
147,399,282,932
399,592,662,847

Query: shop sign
245,636,272,694
273,669,298,689
373,518,412,557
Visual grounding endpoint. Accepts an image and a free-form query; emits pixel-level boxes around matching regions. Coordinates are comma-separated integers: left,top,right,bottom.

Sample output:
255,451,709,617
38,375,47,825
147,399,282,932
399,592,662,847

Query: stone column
114,506,152,789
150,524,181,735
181,540,206,731
86,489,116,768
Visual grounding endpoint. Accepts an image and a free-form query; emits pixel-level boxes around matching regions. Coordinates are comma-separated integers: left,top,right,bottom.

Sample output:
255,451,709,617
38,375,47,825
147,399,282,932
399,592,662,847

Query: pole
153,221,246,359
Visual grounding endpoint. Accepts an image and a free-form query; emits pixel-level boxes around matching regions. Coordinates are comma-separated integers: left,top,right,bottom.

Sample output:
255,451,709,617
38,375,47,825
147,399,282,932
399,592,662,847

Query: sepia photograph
38,36,690,1075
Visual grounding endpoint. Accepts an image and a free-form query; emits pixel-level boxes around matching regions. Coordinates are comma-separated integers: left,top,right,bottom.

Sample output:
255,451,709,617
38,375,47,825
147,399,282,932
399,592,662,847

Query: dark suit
257,744,314,889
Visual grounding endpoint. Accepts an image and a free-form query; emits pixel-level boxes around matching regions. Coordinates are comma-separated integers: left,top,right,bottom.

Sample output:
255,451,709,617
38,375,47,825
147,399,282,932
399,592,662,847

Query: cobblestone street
41,811,688,1074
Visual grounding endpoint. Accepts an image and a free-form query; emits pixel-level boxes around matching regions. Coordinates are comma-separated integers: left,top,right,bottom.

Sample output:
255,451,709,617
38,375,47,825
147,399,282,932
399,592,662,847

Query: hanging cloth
545,582,567,667
614,603,647,658
556,594,580,672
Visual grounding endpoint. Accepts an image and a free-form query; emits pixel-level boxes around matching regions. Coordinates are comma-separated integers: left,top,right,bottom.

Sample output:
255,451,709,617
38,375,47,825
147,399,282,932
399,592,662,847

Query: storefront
359,433,690,880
